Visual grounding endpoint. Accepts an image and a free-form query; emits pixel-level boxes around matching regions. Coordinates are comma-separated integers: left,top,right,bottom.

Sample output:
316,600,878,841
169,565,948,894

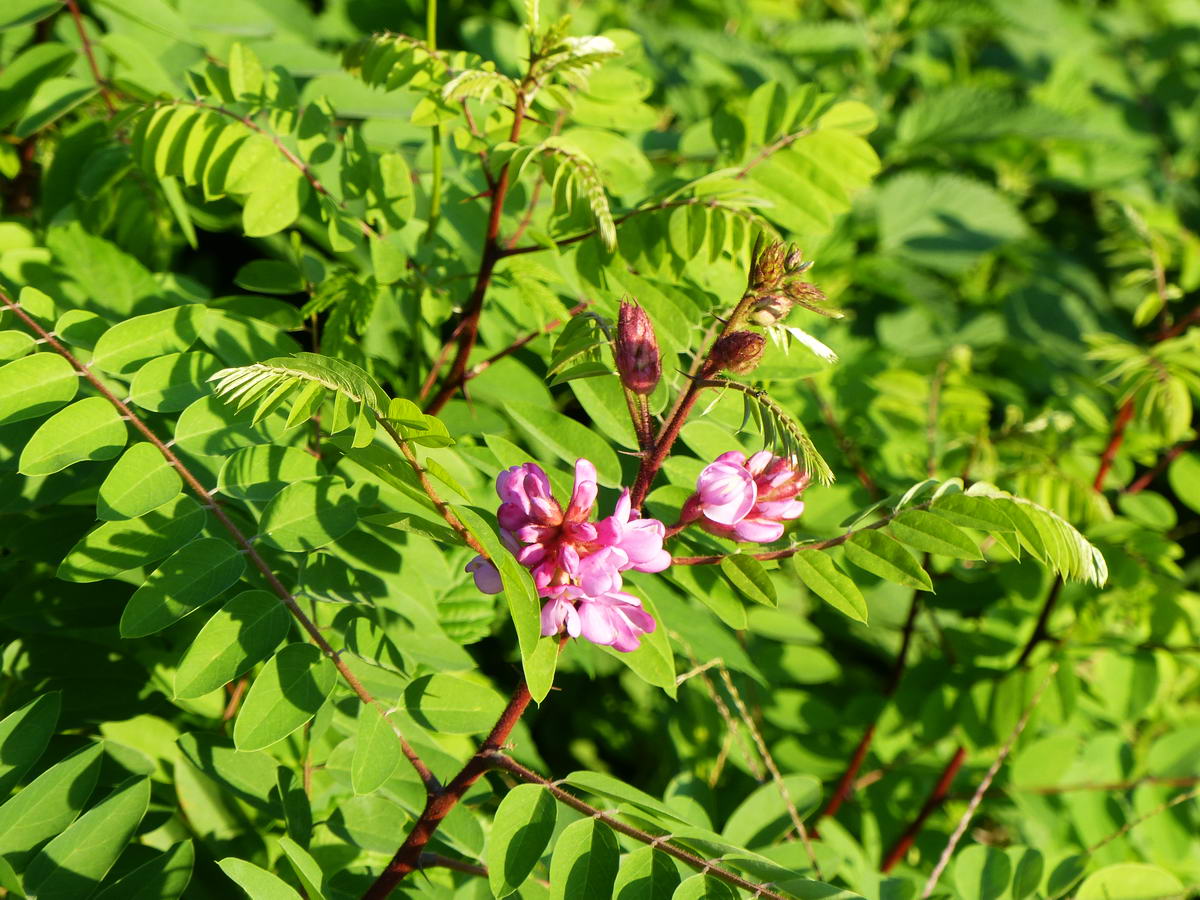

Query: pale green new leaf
18,396,127,476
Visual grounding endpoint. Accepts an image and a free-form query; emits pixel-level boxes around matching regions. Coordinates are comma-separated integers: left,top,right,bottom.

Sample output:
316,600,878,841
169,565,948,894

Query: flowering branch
0,289,439,792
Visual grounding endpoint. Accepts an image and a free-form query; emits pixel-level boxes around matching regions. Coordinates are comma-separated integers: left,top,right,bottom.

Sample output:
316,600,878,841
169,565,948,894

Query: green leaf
403,673,507,734
14,77,97,138
174,590,292,699
176,734,279,811
0,352,78,426
843,530,933,591
277,836,324,899
1168,452,1200,514
598,586,676,695
18,396,127,476
258,476,358,551
98,442,183,520
242,163,309,237
0,329,34,362
0,743,103,866
93,840,194,900
722,774,821,848
451,504,552,700
789,551,867,622
351,707,401,795
1009,847,1044,900
235,259,304,294
234,644,336,751
217,858,303,900
889,509,982,559
0,44,76,129
0,1,60,32
217,444,324,503
613,847,680,900
128,351,222,412
487,784,558,897
929,493,1016,533
0,692,60,796
23,777,151,900
953,844,1011,900
90,306,205,375
58,495,206,582
1075,864,1184,900
719,555,777,606
548,817,620,900
93,839,194,900
120,538,246,638
174,394,287,455
672,874,738,899
503,398,623,488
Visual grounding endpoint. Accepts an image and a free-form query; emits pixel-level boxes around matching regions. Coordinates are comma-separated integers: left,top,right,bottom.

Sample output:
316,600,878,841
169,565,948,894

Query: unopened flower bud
751,241,787,291
785,244,804,271
749,293,794,327
711,331,765,374
615,301,661,395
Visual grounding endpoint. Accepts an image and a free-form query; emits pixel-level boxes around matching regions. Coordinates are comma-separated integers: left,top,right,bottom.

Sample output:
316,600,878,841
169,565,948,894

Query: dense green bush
0,1,1197,898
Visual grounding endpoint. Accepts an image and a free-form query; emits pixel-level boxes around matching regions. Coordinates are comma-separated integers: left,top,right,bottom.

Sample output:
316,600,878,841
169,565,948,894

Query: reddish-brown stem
418,852,488,879
1093,397,1135,491
880,746,967,872
817,589,921,823
221,677,249,722
363,681,533,899
487,753,794,900
1154,305,1200,340
64,0,116,115
1126,440,1192,494
424,88,530,415
630,361,716,507
0,290,438,793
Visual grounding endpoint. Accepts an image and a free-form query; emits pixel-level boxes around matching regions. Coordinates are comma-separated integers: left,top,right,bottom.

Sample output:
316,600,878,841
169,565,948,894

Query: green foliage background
0,0,1197,899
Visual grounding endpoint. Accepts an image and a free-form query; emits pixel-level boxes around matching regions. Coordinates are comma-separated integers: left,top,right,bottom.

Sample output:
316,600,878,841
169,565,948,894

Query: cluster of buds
680,450,809,543
746,239,835,328
466,460,670,652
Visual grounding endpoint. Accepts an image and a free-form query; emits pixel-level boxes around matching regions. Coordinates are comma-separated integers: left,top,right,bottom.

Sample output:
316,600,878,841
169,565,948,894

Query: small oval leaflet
18,396,127,476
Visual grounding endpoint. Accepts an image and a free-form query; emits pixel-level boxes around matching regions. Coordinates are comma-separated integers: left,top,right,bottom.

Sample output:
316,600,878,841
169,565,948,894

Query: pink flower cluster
683,450,808,543
466,460,669,652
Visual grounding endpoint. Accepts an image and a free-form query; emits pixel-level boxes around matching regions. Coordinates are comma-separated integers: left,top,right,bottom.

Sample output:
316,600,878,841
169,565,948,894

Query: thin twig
1086,785,1200,853
920,663,1059,898
64,0,116,115
0,289,439,793
717,667,823,878
1125,440,1193,494
735,128,814,179
1014,578,1063,668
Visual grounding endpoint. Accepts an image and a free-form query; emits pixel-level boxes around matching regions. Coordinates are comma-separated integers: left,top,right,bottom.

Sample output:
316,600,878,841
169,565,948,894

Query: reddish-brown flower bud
751,241,786,291
711,331,765,374
615,301,661,395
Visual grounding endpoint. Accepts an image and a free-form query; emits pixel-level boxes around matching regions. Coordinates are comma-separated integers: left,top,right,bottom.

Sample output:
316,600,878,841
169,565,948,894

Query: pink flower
694,452,758,524
466,458,670,652
596,490,671,574
686,450,808,543
540,557,656,652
